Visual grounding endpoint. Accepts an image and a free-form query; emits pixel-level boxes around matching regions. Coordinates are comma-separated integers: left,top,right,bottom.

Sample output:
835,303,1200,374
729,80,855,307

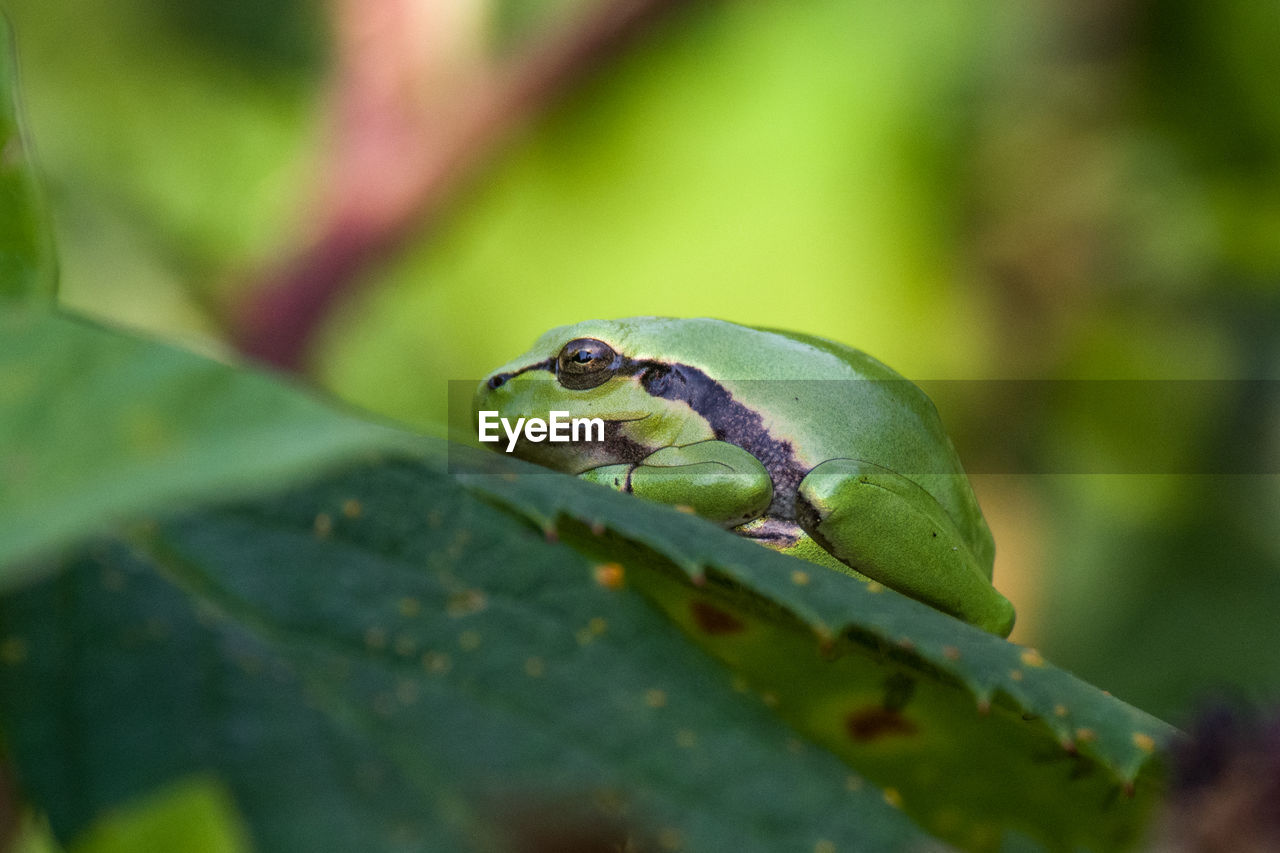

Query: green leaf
0,454,936,853
0,316,1179,850
0,14,56,302
455,448,1181,851
0,309,416,586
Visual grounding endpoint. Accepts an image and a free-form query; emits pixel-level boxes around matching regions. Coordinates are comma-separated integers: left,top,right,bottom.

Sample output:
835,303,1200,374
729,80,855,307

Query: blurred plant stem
232,0,691,370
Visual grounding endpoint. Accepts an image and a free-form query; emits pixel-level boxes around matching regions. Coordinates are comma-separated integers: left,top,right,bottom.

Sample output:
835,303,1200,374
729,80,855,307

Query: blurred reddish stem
232,0,690,371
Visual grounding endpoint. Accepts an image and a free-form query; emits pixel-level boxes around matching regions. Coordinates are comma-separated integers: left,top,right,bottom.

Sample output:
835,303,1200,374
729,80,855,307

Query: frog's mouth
498,413,654,473
593,416,654,468
483,358,555,391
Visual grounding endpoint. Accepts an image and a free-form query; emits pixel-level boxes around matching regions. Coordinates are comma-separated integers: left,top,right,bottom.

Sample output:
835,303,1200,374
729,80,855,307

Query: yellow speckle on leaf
932,808,963,834
342,499,363,518
1076,728,1097,743
762,692,780,708
422,651,452,675
658,827,683,851
675,729,697,749
790,570,810,586
593,563,626,589
1,637,27,665
1054,704,1068,717
398,597,421,618
883,788,903,808
364,626,387,651
645,689,668,708
1020,648,1045,667
942,646,960,661
575,617,609,646
865,581,885,594
814,841,836,853
674,504,697,514
314,513,333,537
523,657,546,678
845,775,864,792
458,630,482,651
447,530,471,558
1009,669,1024,681
447,589,487,618
1133,732,1156,753
593,788,626,817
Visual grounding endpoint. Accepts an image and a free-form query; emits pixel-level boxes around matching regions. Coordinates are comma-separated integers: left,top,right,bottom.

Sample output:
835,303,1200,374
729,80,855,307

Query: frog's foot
795,459,1015,636
582,440,773,527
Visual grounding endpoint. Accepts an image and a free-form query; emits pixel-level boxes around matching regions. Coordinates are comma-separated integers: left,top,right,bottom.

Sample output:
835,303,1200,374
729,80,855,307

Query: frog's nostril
487,373,509,390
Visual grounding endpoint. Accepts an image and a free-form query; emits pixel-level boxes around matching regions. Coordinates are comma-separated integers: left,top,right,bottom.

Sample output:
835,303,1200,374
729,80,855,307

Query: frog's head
474,318,717,472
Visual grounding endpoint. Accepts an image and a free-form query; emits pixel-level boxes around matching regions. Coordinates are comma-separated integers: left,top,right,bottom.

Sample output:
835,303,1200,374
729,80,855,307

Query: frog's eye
557,338,618,390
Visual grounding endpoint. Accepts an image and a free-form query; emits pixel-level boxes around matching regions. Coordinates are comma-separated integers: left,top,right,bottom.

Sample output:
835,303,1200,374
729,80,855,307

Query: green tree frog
474,317,1015,636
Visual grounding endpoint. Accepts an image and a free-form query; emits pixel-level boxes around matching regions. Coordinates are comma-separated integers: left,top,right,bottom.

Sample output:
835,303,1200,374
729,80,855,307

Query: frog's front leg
582,440,773,526
796,459,1015,636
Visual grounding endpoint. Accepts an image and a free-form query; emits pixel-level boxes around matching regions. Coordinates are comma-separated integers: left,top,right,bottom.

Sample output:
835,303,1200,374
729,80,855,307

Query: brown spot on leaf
845,708,918,742
499,799,646,853
313,513,333,537
690,601,745,634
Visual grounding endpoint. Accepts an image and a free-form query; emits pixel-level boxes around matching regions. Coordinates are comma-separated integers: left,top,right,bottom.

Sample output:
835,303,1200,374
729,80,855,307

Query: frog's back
538,317,993,568
551,317,894,381
747,326,992,569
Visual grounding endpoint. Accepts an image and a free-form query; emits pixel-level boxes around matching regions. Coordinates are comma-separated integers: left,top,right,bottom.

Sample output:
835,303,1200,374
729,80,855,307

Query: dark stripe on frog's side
634,361,807,518
601,420,652,465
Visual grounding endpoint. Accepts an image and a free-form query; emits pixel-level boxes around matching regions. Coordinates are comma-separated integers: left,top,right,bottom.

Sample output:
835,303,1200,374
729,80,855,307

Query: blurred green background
7,0,1278,723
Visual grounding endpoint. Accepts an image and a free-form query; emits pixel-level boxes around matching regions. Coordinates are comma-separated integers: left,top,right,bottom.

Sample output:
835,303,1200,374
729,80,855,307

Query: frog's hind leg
796,459,1015,636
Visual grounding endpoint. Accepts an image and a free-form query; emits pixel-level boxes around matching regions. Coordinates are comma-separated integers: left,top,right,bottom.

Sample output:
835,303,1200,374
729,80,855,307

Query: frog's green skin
474,317,1015,636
